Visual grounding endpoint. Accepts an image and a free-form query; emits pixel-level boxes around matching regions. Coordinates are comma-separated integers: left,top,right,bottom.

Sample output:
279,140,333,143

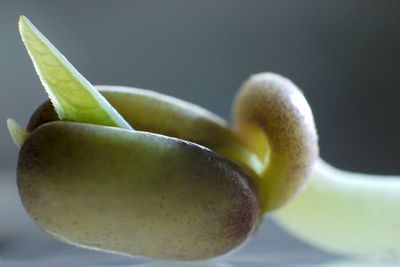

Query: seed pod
12,16,260,261
9,16,318,261
18,121,259,260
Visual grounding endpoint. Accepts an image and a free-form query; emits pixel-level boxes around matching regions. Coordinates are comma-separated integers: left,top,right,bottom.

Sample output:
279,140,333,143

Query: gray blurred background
1,0,400,174
1,1,400,265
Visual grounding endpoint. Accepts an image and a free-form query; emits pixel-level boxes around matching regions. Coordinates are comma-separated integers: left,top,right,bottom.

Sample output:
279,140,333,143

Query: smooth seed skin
27,87,261,184
26,100,59,132
27,86,239,153
18,122,259,260
27,79,318,213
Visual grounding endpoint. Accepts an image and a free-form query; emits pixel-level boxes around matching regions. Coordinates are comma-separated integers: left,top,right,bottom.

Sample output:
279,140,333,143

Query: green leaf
7,118,29,148
18,16,133,130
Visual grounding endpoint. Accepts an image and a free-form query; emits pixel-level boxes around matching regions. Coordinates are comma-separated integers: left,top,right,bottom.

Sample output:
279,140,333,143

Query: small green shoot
18,16,132,130
7,118,29,147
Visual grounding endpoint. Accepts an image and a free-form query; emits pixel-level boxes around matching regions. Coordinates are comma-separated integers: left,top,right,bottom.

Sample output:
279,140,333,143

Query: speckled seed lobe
18,122,259,260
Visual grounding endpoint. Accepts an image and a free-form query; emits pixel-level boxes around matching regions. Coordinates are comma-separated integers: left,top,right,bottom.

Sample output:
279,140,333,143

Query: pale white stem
273,159,400,257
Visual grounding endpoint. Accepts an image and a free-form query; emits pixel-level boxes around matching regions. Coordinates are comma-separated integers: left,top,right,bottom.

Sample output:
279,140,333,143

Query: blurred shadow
133,260,233,267
133,257,400,267
318,258,400,267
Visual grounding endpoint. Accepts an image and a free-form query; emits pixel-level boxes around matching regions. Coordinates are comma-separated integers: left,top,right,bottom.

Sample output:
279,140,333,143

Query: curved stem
233,73,318,212
273,159,400,257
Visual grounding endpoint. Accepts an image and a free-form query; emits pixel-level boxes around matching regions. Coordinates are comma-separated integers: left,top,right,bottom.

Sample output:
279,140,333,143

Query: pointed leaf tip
7,118,29,148
18,16,133,130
